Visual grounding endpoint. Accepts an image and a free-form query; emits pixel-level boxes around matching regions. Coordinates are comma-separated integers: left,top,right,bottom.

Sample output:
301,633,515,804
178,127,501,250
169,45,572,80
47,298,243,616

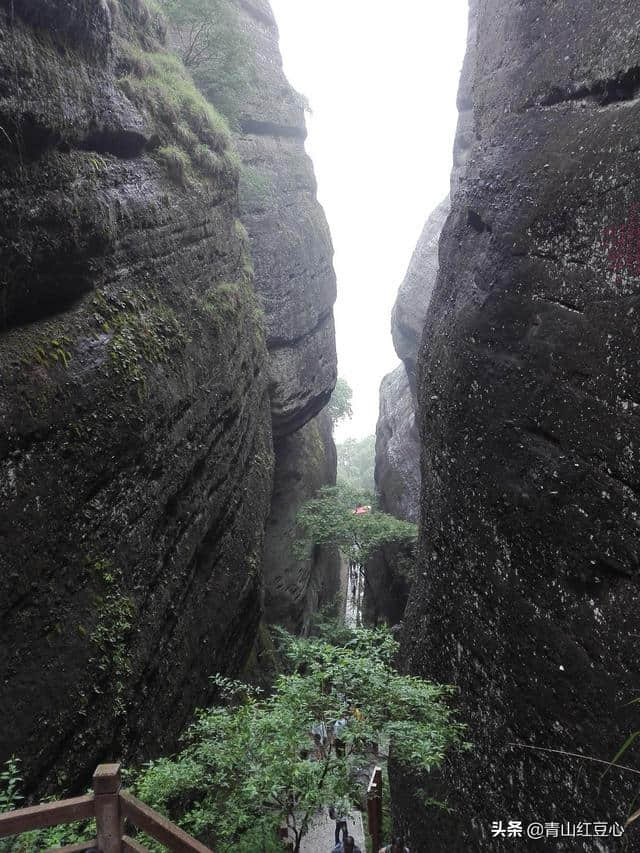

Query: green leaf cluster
295,484,418,563
130,627,464,851
327,378,354,427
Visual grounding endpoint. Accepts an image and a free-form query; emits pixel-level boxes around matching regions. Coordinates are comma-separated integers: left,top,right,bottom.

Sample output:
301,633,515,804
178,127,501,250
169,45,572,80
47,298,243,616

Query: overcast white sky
269,0,469,441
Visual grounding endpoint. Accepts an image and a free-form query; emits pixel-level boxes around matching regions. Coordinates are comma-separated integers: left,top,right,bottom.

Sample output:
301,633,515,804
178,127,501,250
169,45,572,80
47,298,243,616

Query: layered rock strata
0,0,273,794
232,0,338,438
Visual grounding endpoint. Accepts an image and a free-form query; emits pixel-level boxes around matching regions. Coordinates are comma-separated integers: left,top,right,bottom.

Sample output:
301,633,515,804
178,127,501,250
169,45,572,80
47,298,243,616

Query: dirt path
341,554,364,628
300,808,366,853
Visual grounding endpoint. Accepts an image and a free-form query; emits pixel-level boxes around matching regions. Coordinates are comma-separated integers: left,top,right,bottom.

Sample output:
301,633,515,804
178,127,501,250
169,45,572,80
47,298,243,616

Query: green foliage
132,627,464,851
0,759,95,852
22,335,72,370
295,484,418,563
200,277,265,341
157,0,255,126
327,378,353,427
306,601,357,648
337,434,376,493
93,288,188,392
116,39,241,185
89,589,136,719
118,47,230,149
0,758,22,814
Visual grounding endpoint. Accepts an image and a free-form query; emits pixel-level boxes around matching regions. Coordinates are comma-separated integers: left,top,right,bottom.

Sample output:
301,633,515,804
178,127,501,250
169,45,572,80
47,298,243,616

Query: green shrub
118,48,231,151
130,627,465,852
0,759,96,853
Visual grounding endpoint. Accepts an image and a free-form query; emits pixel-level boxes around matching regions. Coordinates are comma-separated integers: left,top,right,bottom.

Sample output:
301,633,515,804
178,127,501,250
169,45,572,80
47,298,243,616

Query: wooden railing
0,763,212,853
366,765,383,853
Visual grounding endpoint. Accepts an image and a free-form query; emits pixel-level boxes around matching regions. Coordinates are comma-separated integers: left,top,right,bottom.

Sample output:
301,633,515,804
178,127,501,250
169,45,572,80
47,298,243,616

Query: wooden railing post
367,765,383,853
93,763,123,853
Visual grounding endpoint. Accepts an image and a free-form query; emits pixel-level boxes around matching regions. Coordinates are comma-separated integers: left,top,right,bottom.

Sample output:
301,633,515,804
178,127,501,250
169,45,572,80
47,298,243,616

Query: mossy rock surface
0,0,273,796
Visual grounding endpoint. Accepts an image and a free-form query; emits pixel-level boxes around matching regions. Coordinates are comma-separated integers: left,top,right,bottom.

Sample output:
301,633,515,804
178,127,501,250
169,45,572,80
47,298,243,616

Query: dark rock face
232,0,337,437
391,197,450,398
366,366,417,627
369,196,449,630
398,1,640,849
0,0,273,794
263,409,339,632
375,365,420,525
362,541,413,628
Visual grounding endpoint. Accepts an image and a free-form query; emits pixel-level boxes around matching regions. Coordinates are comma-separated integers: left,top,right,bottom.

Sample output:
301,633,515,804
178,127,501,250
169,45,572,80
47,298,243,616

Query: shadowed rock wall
375,365,421,525
0,0,273,795
396,1,640,849
368,198,448,628
263,409,339,633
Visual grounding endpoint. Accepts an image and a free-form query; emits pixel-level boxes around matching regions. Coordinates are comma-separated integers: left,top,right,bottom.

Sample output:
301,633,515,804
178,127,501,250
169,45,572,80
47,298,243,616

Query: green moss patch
93,289,189,392
116,39,241,185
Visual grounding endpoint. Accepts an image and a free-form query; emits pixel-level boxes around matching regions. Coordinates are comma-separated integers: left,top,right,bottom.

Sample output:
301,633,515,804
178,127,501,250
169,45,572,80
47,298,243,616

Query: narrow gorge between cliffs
1,1,639,852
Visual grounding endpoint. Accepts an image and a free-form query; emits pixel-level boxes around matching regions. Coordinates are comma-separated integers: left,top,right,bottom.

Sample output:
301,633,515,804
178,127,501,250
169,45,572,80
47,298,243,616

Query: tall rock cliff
376,197,449,527
229,0,339,628
391,197,450,400
364,366,418,625
232,0,337,437
397,1,640,849
0,0,337,795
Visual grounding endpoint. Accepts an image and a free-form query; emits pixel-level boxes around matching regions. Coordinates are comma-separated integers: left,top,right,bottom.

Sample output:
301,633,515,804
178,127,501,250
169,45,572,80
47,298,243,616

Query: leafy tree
131,627,464,852
295,483,417,564
336,434,375,493
327,378,354,427
158,0,253,124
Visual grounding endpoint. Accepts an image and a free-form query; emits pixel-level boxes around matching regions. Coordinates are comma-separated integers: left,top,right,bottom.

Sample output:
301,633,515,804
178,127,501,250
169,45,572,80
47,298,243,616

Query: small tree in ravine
327,378,354,428
129,627,464,852
295,483,417,564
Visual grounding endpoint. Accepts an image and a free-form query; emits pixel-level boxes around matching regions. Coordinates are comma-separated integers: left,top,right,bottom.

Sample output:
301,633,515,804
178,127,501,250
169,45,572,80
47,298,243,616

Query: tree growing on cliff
327,378,354,427
130,627,463,852
158,0,253,123
295,483,417,564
